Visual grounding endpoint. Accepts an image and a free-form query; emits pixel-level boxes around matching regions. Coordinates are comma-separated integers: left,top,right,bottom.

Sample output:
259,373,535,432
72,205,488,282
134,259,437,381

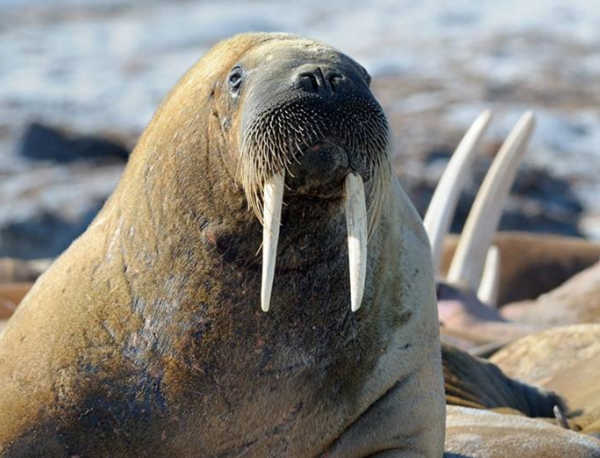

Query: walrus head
203,34,392,312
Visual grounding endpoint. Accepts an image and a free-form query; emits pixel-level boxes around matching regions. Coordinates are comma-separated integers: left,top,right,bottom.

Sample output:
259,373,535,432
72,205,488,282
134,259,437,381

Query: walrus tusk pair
425,111,535,307
261,172,367,312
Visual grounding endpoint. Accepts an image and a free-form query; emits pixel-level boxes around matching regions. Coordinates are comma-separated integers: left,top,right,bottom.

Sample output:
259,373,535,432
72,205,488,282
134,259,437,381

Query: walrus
441,233,600,307
490,324,600,439
0,33,445,457
442,342,600,456
491,324,600,388
437,282,543,352
442,338,600,456
441,343,560,416
423,112,549,351
444,406,600,458
501,260,600,326
425,109,535,308
424,109,599,310
436,232,600,351
423,110,600,352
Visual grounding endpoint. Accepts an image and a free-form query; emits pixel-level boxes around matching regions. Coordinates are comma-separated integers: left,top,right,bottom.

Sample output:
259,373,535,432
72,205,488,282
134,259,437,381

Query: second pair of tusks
424,111,535,306
261,173,367,312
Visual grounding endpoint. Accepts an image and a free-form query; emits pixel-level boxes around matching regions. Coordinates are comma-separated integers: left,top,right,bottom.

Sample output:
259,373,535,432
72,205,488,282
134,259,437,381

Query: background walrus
0,33,445,457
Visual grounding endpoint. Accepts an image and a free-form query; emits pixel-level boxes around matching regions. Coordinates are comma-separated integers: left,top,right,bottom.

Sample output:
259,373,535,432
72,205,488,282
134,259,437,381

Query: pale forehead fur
222,33,342,67
255,36,338,57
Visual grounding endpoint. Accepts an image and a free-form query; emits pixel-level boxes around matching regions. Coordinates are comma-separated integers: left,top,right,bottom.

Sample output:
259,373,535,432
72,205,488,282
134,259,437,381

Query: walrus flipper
442,343,562,418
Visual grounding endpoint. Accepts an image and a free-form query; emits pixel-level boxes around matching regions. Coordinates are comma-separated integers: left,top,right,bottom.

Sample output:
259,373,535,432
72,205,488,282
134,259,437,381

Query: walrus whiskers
239,105,325,224
424,109,493,276
261,171,285,312
344,173,368,312
447,112,535,292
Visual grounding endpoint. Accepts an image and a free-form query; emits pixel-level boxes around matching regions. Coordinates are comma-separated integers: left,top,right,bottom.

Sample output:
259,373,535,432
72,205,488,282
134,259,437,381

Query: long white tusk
424,110,493,276
344,173,368,312
477,245,500,308
447,112,535,292
261,172,285,312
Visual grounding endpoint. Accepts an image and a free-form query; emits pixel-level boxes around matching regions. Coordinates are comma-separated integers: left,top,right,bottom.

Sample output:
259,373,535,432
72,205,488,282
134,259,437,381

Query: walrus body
443,336,600,456
441,343,560,416
436,283,543,351
436,232,600,350
492,324,600,424
491,324,600,440
444,406,600,458
501,260,600,326
441,232,600,307
0,34,444,457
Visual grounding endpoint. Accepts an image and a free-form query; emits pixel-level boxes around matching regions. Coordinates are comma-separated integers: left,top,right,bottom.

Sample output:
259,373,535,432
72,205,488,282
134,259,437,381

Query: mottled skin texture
444,406,600,458
501,260,600,326
492,324,600,437
437,283,542,351
491,324,600,387
440,232,600,307
0,34,444,457
492,324,600,430
439,267,600,453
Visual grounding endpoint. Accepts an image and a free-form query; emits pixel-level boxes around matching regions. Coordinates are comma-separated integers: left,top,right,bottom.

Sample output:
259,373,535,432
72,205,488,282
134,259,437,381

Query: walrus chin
236,60,392,313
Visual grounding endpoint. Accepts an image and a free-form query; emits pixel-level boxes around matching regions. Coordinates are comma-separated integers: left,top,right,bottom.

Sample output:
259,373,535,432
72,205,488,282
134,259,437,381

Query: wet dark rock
0,159,123,260
0,203,105,260
18,122,130,164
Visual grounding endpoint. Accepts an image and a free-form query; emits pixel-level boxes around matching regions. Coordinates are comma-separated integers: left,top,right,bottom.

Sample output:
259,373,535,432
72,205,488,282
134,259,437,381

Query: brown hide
441,231,600,306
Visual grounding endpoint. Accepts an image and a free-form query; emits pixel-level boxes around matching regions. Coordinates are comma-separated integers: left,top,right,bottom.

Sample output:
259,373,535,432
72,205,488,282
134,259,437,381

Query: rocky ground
1,0,600,259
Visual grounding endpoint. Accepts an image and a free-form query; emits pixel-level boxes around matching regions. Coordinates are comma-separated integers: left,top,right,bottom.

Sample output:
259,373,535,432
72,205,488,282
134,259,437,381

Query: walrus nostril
329,73,343,93
298,71,320,93
293,65,345,96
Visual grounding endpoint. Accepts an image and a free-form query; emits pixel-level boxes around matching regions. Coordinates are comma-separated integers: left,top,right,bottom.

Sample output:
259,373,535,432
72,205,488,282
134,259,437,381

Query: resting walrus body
444,406,600,458
0,33,445,457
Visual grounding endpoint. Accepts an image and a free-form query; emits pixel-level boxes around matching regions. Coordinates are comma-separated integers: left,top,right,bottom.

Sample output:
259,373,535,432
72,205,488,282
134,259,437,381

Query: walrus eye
228,66,245,95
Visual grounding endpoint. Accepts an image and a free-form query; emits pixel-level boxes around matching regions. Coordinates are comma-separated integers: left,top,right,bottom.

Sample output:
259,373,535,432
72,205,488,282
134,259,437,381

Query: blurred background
1,0,599,260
